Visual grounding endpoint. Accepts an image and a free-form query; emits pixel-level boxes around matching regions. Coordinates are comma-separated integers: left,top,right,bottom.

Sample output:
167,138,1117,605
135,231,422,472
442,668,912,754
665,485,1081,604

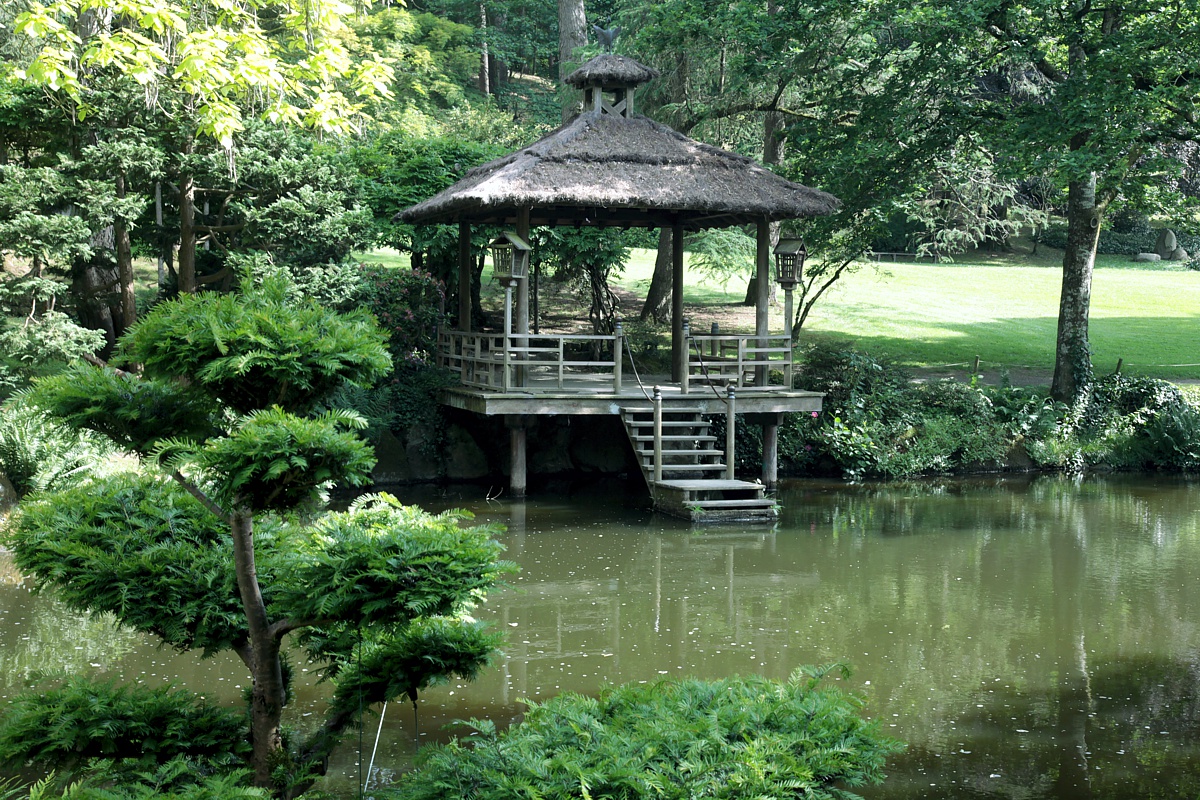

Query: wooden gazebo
401,54,839,520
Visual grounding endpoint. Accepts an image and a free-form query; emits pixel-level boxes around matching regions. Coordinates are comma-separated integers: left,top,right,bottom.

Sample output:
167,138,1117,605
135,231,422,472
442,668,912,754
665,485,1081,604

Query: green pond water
3,474,1200,798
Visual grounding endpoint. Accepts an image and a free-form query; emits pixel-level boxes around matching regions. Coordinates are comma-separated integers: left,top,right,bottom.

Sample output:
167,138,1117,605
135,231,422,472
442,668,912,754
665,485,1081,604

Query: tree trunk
177,137,197,294
478,3,490,95
1050,174,1101,403
640,227,672,322
230,510,286,789
114,173,136,331
558,0,587,123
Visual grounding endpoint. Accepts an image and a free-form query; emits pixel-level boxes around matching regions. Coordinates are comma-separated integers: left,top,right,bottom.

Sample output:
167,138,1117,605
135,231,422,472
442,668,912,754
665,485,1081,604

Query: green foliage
0,399,114,498
787,344,1200,479
182,127,376,270
685,228,757,284
279,495,511,651
1026,374,1200,472
119,274,391,416
196,407,375,512
352,133,506,253
7,474,250,655
0,678,249,776
330,617,502,711
29,366,219,456
34,765,267,800
386,666,901,800
350,265,448,367
787,344,1012,480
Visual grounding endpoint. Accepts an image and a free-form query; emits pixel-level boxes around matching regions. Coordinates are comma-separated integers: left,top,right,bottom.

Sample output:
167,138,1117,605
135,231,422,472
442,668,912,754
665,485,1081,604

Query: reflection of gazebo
401,54,838,519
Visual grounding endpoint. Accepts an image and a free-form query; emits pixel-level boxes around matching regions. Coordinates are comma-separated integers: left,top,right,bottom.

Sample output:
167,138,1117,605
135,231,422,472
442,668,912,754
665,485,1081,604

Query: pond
3,474,1200,798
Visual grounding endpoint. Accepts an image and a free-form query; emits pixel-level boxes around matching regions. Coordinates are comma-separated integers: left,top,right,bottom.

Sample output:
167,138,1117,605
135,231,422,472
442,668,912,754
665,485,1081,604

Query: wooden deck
439,372,822,417
435,328,821,516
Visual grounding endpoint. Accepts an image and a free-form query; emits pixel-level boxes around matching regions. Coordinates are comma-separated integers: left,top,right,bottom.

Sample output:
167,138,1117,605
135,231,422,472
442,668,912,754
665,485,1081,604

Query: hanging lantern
774,239,807,290
490,232,531,285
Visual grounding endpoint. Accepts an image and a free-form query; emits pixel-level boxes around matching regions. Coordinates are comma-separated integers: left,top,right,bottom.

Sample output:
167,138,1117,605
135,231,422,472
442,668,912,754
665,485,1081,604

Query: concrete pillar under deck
748,412,783,490
506,415,535,498
761,422,778,490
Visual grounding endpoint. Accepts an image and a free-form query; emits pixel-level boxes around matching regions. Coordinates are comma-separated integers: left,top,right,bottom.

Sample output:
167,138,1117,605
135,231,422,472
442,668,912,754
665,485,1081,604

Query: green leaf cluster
0,678,249,776
0,398,116,498
8,474,251,655
387,666,901,800
120,275,391,416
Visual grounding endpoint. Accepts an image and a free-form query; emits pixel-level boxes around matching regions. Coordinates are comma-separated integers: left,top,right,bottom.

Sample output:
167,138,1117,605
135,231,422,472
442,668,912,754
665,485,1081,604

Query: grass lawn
359,243,1200,382
612,245,1200,381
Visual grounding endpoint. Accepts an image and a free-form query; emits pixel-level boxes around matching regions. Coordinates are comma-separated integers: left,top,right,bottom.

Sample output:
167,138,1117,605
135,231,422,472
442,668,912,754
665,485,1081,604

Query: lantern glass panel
491,242,515,279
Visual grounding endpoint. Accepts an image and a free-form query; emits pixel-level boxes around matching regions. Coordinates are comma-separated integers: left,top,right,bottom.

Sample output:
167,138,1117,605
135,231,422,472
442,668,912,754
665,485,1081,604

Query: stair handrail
653,386,663,485
687,336,734,405
615,317,654,401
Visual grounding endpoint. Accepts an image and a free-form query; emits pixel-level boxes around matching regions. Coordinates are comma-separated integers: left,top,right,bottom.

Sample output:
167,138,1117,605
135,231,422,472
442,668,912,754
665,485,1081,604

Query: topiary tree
2,274,513,798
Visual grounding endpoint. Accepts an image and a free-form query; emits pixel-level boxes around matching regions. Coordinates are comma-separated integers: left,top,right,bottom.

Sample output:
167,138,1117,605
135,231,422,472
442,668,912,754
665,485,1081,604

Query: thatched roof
401,111,840,230
565,54,659,88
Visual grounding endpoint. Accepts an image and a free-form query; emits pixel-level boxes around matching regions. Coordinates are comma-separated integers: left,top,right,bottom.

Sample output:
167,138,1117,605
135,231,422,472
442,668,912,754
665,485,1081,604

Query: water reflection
5,475,1200,798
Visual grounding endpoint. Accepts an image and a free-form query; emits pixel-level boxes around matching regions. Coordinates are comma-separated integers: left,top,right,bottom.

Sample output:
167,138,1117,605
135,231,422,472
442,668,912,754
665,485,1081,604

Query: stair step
654,464,728,472
640,454,723,464
632,434,718,442
621,406,707,415
690,499,775,509
624,420,709,428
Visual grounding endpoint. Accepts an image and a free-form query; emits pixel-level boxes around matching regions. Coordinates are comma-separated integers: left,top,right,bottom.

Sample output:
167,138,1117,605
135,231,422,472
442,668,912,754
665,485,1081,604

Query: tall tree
559,0,587,121
14,0,393,293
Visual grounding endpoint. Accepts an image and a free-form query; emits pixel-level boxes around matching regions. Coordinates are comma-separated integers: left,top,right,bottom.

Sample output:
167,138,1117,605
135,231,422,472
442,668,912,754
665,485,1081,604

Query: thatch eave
400,112,840,231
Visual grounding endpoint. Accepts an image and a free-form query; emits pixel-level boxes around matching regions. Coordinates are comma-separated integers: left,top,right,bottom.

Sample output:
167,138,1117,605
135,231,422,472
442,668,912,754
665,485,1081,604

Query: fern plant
386,666,902,800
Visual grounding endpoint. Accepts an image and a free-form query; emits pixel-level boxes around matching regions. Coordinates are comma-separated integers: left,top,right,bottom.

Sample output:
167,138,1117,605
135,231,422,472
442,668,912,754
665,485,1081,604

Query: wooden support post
762,418,778,490
755,218,770,386
671,219,685,383
710,322,719,357
725,386,736,480
507,416,530,498
502,284,514,392
516,208,531,387
458,222,471,332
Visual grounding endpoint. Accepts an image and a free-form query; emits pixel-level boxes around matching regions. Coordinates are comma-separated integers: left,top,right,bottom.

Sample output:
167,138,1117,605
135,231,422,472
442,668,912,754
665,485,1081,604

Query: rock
371,427,446,484
570,418,635,473
1154,229,1177,258
1168,246,1189,261
529,421,574,475
371,429,415,484
444,424,489,480
1134,252,1162,262
404,424,445,481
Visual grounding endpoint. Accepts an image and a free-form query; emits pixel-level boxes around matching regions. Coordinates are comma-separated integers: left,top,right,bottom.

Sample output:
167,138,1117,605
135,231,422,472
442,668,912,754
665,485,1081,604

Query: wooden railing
439,329,623,392
684,333,793,392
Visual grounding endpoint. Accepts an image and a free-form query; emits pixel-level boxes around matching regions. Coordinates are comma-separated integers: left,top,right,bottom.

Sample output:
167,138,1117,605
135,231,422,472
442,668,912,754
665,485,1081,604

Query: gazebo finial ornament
592,23,620,52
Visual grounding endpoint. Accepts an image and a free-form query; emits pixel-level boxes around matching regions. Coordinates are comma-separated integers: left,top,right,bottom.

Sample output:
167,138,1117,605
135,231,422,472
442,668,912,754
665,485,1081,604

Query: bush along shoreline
772,343,1200,482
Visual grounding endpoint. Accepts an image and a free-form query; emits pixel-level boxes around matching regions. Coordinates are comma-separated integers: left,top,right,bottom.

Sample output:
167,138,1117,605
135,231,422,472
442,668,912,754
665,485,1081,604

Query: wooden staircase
619,401,778,523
